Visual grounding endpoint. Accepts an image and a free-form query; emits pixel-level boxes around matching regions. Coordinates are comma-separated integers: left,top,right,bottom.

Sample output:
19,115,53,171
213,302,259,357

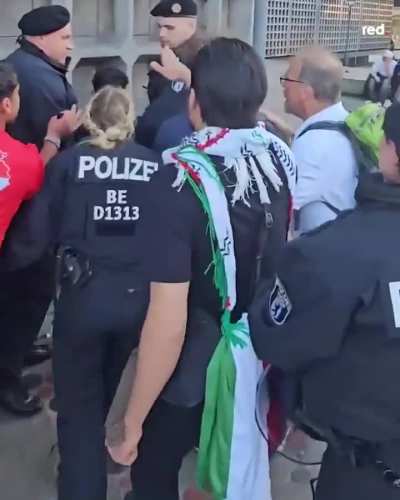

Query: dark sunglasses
280,76,306,85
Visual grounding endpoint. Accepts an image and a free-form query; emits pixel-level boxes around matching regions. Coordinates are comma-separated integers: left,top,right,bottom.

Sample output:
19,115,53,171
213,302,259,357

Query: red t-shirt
0,129,44,247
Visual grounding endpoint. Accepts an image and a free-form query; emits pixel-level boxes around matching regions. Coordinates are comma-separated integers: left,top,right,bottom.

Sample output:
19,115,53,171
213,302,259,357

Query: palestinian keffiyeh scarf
163,124,295,500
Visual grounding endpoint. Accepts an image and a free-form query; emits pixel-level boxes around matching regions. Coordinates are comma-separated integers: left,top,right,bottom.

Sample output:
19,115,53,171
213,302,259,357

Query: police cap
18,5,71,36
151,0,198,18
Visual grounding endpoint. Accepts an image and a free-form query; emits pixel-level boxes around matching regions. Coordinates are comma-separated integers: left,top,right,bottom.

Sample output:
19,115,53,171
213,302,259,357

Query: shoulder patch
269,276,292,325
172,81,185,93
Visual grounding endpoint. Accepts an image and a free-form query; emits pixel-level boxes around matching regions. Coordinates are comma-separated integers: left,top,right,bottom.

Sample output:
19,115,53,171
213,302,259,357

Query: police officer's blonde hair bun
83,86,135,150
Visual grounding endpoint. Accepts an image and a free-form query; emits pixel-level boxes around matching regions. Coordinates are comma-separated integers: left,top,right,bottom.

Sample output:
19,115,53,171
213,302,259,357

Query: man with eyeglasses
281,46,358,235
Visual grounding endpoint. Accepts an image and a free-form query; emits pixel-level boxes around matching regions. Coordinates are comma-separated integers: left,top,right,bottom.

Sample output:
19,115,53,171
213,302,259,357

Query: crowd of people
364,49,400,104
0,1,400,500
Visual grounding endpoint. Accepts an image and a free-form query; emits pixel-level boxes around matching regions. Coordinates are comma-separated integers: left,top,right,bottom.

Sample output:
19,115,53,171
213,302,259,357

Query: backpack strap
296,120,347,139
253,204,274,286
296,120,372,174
295,121,357,221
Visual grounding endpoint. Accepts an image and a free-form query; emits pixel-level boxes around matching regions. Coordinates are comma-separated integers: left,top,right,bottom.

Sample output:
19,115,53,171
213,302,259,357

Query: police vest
59,141,161,266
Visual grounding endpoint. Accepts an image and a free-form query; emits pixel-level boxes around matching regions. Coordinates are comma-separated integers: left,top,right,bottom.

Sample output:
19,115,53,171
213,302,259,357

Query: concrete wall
0,0,257,112
0,0,393,111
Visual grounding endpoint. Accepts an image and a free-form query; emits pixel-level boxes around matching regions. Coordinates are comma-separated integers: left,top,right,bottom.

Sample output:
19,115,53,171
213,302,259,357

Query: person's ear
1,97,12,115
302,84,315,102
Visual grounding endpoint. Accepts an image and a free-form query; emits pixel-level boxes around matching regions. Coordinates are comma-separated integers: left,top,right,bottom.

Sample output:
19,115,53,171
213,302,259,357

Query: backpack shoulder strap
297,119,373,173
296,120,347,139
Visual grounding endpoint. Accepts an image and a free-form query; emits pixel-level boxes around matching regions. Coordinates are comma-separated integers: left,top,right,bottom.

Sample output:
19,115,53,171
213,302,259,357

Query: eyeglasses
280,76,306,85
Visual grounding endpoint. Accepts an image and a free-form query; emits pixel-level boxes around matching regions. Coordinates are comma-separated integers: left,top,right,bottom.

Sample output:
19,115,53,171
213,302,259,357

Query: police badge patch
268,276,292,325
171,3,183,14
171,80,185,93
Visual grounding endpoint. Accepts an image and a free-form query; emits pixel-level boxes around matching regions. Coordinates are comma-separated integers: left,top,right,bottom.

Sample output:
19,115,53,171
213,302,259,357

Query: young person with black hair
0,61,78,415
108,37,296,500
249,102,400,500
0,3,78,414
92,66,129,93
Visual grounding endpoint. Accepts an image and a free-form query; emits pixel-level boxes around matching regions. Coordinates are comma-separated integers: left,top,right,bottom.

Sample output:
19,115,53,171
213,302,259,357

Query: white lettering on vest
143,160,158,181
93,205,139,221
93,206,105,220
78,156,159,181
96,156,113,179
106,189,128,204
78,156,95,179
389,282,400,328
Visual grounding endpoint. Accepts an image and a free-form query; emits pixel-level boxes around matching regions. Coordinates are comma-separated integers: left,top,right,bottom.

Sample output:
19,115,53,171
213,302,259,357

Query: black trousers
54,270,149,500
130,399,203,500
316,441,400,500
0,256,54,386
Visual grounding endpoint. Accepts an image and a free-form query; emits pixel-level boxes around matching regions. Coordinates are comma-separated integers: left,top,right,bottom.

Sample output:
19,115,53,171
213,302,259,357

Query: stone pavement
0,359,325,500
0,306,326,500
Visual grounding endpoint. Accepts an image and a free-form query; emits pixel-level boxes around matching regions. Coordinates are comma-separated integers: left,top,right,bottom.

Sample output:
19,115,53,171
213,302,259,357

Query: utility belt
55,246,145,296
55,246,93,296
295,409,400,490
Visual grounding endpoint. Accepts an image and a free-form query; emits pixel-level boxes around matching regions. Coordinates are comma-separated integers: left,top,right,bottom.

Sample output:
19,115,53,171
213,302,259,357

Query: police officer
249,103,400,500
14,85,158,500
135,0,204,149
0,5,78,416
7,5,77,148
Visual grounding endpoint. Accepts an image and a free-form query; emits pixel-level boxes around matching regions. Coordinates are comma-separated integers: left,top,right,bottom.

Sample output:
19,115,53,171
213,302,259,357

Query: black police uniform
249,173,400,500
135,82,190,149
14,139,160,500
125,137,292,500
0,6,77,414
135,0,199,149
7,5,77,149
7,41,76,148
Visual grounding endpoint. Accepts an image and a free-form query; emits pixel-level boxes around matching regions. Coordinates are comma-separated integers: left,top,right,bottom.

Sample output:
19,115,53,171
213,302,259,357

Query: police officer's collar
18,36,70,75
356,173,400,207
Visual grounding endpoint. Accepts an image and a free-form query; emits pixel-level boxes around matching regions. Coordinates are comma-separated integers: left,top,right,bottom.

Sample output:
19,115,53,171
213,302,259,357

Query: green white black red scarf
163,125,295,500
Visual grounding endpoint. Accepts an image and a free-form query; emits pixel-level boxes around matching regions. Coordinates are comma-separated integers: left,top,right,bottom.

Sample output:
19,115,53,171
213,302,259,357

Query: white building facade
0,0,393,107
259,0,393,57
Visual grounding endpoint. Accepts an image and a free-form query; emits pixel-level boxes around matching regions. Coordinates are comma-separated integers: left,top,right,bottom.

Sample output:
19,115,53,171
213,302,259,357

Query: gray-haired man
281,46,358,235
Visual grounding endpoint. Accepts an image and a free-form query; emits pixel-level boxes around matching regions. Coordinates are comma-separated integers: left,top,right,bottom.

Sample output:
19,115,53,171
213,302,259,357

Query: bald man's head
282,46,344,119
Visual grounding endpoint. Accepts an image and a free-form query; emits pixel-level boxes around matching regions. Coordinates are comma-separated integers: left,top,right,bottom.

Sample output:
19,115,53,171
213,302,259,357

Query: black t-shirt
139,148,290,405
139,154,290,323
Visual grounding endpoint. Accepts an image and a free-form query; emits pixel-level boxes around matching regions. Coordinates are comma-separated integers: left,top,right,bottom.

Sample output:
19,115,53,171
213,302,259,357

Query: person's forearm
181,66,192,88
40,140,59,165
124,296,188,428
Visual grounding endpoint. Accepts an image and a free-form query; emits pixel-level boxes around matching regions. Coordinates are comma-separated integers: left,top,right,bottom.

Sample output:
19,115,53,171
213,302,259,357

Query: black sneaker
24,344,52,367
0,382,42,416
